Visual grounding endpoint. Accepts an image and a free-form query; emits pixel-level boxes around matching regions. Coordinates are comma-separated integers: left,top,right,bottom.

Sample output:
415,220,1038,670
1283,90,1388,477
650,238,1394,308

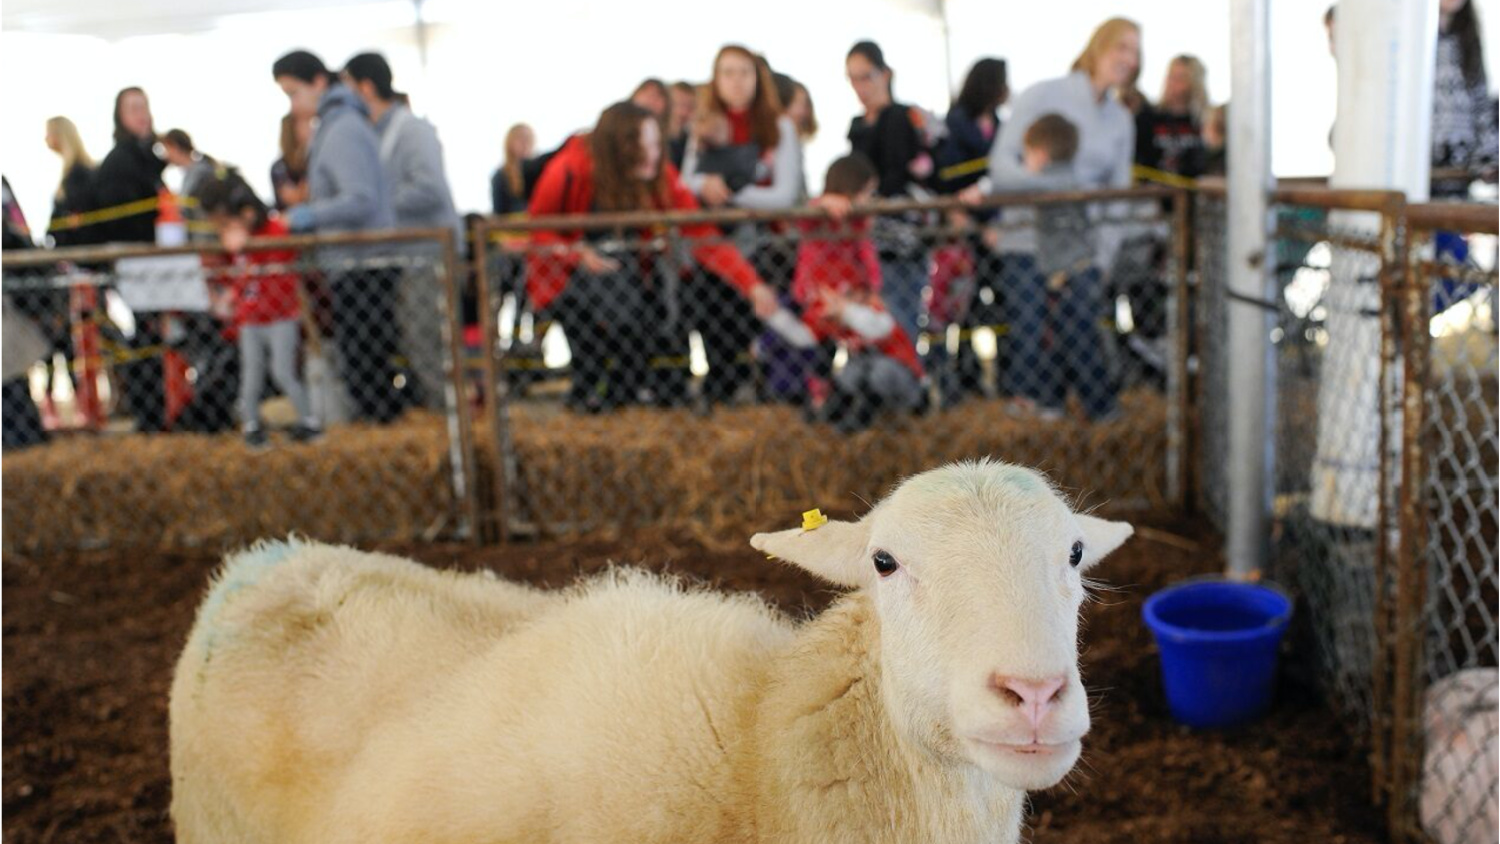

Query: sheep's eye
873,550,900,577
1069,541,1084,568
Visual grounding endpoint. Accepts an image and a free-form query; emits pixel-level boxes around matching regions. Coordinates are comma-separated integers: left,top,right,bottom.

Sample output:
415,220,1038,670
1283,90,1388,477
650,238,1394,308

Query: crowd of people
2,2,1495,444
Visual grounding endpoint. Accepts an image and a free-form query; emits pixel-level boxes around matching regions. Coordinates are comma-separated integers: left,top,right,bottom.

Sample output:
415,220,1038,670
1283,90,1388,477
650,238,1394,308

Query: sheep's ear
751,520,871,588
1076,515,1133,571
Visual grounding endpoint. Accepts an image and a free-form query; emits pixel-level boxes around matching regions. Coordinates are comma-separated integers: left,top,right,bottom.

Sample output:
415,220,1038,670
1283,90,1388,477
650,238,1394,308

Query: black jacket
1134,108,1206,179
848,103,924,198
49,163,99,248
94,136,166,244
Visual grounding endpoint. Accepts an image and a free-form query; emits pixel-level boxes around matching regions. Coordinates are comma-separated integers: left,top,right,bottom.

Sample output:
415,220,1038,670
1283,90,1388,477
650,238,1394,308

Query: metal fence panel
1391,219,1499,844
473,190,1190,543
1,230,478,551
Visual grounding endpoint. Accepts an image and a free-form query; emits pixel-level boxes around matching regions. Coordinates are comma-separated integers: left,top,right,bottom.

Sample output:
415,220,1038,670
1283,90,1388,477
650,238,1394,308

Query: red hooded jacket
792,216,923,379
204,216,302,329
525,135,762,311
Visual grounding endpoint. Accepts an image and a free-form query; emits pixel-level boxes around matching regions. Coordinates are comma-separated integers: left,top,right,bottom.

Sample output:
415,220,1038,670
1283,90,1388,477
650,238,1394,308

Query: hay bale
3,412,457,553
499,390,1170,547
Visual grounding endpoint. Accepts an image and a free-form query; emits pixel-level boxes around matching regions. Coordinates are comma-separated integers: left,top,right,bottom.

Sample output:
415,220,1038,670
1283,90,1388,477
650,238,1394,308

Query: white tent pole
1225,0,1275,580
414,0,429,71
938,0,955,97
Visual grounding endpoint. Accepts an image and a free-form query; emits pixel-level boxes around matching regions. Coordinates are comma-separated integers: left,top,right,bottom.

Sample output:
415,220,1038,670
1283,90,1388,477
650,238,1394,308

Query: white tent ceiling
3,0,944,40
3,0,385,38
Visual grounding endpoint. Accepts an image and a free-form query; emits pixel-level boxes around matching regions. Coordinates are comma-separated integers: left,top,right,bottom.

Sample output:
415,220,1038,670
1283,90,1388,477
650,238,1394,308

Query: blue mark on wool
198,539,301,652
998,468,1043,493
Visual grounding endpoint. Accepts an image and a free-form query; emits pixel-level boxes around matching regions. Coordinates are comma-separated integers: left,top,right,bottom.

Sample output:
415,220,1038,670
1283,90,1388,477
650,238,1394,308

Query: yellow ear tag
801,508,828,532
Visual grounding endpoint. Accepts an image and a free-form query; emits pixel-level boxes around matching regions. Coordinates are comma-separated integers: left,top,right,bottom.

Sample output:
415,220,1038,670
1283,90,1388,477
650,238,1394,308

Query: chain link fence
1389,206,1498,844
471,189,1190,543
1193,187,1229,531
1197,188,1498,843
1,230,479,551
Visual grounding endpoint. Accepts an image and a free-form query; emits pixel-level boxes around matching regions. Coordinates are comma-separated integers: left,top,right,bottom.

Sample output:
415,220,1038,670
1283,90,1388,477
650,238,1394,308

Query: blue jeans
879,255,927,348
1002,256,1117,419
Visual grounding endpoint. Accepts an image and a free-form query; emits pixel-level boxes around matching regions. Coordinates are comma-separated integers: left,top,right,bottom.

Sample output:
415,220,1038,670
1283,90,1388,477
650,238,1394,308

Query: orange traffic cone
155,188,187,247
69,284,105,431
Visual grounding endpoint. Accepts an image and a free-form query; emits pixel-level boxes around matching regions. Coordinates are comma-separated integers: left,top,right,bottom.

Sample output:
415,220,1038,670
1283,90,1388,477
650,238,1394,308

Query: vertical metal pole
1168,189,1192,511
1225,0,1275,579
1390,224,1431,842
473,220,508,542
1371,198,1404,807
437,229,482,545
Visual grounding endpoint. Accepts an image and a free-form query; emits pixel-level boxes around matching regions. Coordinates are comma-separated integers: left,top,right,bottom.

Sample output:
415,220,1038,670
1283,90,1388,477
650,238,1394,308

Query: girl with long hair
527,101,778,412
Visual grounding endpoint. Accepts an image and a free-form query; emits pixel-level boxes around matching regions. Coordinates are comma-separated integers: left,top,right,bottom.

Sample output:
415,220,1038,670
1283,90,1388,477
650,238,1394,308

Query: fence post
1389,214,1431,842
438,229,482,544
1170,189,1193,513
1371,194,1405,809
473,218,509,543
1226,0,1275,578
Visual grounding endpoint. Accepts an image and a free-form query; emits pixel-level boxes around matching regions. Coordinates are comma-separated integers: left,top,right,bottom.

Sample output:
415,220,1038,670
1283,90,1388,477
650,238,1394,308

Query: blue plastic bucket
1142,580,1293,728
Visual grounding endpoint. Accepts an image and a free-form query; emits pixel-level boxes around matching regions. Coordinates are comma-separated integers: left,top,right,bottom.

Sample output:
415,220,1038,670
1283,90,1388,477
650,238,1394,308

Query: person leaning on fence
762,153,925,433
679,46,805,404
525,101,780,414
272,49,406,425
196,169,322,450
963,115,1118,423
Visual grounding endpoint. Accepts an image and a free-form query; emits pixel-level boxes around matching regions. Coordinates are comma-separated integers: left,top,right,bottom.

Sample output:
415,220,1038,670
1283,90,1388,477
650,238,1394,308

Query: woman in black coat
93,87,166,245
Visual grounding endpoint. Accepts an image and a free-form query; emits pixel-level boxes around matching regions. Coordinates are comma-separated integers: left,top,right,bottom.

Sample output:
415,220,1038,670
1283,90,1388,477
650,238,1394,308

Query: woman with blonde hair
490,122,537,215
44,116,97,248
1135,54,1208,179
964,17,1140,422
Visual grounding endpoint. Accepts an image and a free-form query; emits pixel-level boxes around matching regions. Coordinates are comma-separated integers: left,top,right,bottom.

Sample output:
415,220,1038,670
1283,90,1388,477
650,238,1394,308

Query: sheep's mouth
965,737,1075,758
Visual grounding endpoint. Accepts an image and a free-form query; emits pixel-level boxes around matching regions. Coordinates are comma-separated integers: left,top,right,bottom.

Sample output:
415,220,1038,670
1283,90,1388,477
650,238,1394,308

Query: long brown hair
695,45,782,151
112,86,153,146
502,123,534,198
1448,0,1488,87
590,102,671,213
279,113,308,180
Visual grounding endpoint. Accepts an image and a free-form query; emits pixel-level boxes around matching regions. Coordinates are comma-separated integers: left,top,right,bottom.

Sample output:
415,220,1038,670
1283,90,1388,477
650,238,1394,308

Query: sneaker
289,423,325,444
244,428,270,452
1036,405,1066,422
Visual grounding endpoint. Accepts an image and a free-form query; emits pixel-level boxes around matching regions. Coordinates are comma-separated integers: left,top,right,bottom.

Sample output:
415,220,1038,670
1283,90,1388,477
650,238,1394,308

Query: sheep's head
751,460,1132,791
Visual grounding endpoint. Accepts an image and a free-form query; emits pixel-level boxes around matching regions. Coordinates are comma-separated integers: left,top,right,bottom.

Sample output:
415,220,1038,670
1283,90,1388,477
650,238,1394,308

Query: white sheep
1421,667,1499,844
169,459,1133,843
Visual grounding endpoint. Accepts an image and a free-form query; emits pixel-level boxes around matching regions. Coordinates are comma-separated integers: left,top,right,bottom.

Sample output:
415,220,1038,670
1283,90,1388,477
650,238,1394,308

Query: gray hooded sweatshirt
374,104,465,254
305,84,393,266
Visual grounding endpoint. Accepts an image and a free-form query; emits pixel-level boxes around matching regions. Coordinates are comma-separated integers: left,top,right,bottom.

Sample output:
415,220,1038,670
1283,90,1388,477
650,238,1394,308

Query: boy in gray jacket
983,114,1117,422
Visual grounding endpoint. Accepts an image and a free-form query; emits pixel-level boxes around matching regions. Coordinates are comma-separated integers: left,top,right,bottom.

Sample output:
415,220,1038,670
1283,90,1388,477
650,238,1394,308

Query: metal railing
1193,184,1497,843
470,188,1193,543
1,228,480,551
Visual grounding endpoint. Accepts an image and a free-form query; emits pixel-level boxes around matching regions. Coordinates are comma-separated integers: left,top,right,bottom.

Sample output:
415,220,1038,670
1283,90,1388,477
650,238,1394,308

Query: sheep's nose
992,675,1066,729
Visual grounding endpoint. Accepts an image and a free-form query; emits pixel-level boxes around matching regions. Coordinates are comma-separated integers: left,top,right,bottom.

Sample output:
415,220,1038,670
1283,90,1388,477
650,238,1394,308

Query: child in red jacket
764,154,924,431
198,170,320,450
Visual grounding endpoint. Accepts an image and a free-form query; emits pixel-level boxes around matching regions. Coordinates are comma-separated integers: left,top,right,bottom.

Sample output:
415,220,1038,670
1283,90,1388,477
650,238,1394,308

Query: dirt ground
2,515,1387,843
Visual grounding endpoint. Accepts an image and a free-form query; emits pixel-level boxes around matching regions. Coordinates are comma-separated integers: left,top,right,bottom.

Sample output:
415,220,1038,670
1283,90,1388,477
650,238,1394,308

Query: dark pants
2,376,46,450
546,266,650,411
683,270,758,404
331,268,406,424
1003,256,1117,419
